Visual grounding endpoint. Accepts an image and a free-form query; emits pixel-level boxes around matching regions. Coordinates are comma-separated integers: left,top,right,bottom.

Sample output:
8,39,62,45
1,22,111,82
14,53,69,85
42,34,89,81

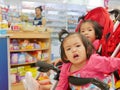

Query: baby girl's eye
66,48,71,51
81,30,85,33
76,45,80,47
88,29,92,31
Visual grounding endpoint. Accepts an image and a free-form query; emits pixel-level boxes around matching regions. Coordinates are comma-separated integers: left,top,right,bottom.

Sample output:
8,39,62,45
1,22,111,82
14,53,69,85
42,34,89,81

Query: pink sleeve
88,54,120,73
55,63,70,90
92,39,100,50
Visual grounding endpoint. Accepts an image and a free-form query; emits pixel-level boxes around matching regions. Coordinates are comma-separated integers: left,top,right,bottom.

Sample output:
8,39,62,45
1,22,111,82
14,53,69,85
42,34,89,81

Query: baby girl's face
80,22,96,43
63,34,87,67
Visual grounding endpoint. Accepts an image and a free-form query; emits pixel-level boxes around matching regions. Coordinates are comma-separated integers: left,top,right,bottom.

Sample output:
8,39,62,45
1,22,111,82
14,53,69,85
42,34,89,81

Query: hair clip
59,29,69,42
60,33,69,42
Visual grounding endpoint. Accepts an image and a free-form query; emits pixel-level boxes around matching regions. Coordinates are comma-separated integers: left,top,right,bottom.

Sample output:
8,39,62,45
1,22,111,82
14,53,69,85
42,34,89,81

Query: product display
7,31,51,90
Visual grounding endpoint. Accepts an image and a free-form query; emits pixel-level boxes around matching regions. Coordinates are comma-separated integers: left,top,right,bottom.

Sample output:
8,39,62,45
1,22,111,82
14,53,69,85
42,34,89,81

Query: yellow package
17,66,26,76
10,68,17,74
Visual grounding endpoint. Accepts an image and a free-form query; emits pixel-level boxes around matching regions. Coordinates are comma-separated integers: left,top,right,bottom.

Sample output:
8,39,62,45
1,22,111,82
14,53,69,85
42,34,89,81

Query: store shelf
8,31,51,39
11,61,36,67
47,18,66,21
12,82,23,86
11,82,24,90
10,48,49,52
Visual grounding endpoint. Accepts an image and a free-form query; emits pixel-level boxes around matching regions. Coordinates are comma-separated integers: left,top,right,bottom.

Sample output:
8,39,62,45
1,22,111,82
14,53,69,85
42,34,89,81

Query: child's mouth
73,54,79,59
86,36,90,39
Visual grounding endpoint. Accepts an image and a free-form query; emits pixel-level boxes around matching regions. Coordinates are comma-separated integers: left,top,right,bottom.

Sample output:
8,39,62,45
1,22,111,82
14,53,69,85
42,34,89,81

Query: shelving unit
8,31,51,63
45,3,86,32
11,61,36,67
66,4,86,32
45,3,67,35
7,31,51,90
11,82,24,90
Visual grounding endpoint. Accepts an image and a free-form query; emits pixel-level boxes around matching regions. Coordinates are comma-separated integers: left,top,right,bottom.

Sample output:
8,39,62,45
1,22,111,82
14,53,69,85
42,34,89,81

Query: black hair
59,29,95,63
35,6,43,12
79,20,103,39
109,9,120,19
78,15,85,22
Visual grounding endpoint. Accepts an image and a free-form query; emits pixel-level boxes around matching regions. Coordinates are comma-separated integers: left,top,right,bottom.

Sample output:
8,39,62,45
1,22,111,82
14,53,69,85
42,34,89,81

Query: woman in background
33,6,46,27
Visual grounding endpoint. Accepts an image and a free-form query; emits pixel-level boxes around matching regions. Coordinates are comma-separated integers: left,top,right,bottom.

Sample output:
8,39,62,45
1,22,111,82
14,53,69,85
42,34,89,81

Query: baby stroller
75,7,120,89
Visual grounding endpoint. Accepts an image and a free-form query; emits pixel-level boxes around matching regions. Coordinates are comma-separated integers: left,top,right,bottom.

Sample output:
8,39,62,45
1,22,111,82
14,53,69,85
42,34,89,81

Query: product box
0,29,7,35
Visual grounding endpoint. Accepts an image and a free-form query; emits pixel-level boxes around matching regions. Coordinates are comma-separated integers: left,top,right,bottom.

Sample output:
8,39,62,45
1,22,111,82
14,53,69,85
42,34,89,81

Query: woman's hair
59,29,95,63
79,20,103,39
35,6,43,12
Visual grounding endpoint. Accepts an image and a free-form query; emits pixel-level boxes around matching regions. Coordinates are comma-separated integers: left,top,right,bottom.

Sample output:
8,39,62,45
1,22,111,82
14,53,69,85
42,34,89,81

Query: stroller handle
68,76,110,90
36,61,60,73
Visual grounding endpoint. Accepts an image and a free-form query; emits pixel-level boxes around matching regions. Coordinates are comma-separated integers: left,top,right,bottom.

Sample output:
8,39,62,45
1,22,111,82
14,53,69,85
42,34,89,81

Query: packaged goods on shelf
10,65,38,83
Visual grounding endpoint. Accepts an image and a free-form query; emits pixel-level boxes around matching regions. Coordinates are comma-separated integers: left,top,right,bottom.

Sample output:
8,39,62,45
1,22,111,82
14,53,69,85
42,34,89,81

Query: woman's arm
42,17,46,27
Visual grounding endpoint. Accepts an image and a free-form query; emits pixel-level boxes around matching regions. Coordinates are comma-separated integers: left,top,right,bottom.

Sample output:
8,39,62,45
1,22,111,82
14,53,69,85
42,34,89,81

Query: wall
4,0,120,9
108,0,120,9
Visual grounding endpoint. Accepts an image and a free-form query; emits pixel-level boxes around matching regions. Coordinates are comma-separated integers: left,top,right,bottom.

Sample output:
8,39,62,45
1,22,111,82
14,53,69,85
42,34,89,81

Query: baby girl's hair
35,6,43,12
78,15,85,22
59,29,95,63
79,20,103,39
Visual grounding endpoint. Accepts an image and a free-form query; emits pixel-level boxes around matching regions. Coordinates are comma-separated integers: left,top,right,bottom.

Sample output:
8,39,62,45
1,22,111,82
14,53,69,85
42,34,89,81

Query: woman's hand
38,79,52,90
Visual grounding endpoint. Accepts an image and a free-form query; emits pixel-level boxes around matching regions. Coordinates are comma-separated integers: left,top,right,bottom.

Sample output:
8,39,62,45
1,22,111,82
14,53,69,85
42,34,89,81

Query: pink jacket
93,39,100,50
55,54,120,90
